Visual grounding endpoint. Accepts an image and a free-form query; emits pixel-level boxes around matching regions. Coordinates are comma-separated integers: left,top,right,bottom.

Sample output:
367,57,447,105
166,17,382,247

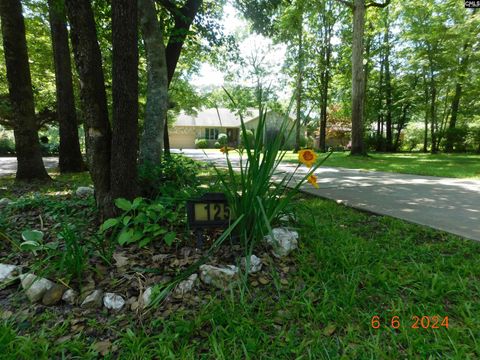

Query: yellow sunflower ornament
298,149,317,168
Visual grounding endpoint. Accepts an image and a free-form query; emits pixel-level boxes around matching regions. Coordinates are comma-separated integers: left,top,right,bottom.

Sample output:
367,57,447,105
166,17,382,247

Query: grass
282,151,480,179
2,195,480,358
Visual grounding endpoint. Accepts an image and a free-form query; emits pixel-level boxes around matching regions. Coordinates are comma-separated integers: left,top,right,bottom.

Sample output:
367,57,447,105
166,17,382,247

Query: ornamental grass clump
213,92,330,253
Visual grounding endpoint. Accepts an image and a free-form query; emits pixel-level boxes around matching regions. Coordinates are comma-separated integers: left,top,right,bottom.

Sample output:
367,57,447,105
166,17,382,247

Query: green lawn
283,152,480,179
2,191,479,358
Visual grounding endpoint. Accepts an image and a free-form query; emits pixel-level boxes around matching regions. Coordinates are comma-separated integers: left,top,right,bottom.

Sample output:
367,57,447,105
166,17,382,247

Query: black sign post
186,192,232,248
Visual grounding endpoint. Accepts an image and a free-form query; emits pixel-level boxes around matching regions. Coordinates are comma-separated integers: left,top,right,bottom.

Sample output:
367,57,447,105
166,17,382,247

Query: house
169,108,299,149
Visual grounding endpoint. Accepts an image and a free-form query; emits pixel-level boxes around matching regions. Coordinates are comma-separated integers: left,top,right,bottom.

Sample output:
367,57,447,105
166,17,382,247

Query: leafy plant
58,226,89,285
195,138,209,149
138,154,201,198
20,229,58,255
100,197,179,248
218,133,228,146
214,91,331,253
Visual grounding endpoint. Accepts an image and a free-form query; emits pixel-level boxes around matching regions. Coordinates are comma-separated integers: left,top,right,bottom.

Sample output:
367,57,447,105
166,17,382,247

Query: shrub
218,133,228,146
138,154,201,198
100,197,180,248
214,141,221,149
0,135,15,155
240,129,254,147
195,138,209,149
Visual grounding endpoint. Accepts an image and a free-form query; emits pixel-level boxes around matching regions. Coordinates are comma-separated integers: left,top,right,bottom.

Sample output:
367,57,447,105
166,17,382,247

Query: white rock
103,292,125,311
20,274,54,303
175,274,198,295
199,264,238,290
241,255,263,274
0,198,12,207
81,289,103,308
0,264,19,286
75,187,94,198
141,287,152,308
265,228,299,258
62,289,78,305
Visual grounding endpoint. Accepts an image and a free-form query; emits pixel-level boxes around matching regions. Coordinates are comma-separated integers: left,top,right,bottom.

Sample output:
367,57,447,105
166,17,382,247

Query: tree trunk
163,0,202,154
350,0,366,155
47,0,84,173
429,73,437,154
110,0,139,202
376,51,384,151
138,0,168,166
65,0,112,218
423,73,428,153
0,0,50,181
319,10,332,153
445,41,470,152
384,14,393,152
294,19,303,153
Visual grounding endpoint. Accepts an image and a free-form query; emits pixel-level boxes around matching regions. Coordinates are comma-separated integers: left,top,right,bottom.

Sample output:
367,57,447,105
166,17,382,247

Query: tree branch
366,0,391,8
334,0,354,9
155,0,178,15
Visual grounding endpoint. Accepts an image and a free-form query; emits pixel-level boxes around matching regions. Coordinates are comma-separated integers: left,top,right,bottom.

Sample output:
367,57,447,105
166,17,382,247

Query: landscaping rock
20,274,54,303
0,198,12,207
241,255,263,274
103,293,125,311
141,287,152,308
175,274,198,296
75,187,94,198
62,289,78,305
81,290,103,308
42,284,66,306
264,228,299,258
199,265,238,290
0,264,19,287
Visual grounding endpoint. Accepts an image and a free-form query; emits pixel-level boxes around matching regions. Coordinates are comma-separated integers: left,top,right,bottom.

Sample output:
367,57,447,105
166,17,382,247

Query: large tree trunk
376,55,384,151
429,73,437,154
47,0,84,173
65,0,112,218
422,73,428,153
0,0,50,181
319,6,332,153
350,0,366,155
138,0,168,166
110,0,139,202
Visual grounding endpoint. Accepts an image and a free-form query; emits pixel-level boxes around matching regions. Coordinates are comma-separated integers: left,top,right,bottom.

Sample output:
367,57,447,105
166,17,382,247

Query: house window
205,128,219,140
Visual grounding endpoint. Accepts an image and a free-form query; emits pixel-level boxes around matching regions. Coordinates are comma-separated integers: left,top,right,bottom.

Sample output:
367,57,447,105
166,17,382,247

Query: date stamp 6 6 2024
371,315,449,330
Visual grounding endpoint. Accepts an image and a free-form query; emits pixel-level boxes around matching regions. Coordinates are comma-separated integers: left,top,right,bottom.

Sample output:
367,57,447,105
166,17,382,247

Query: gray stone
141,287,152,308
103,293,125,311
81,290,103,308
42,284,66,306
175,274,198,295
265,228,299,258
0,264,19,287
241,255,263,274
0,198,12,207
20,274,54,303
75,187,94,198
199,264,238,290
62,289,78,305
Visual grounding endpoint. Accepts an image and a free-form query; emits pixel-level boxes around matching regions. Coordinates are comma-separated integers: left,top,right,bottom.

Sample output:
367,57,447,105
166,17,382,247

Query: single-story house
170,108,300,149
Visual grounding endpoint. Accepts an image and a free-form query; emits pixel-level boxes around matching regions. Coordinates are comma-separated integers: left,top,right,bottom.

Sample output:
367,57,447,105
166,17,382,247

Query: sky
190,2,287,90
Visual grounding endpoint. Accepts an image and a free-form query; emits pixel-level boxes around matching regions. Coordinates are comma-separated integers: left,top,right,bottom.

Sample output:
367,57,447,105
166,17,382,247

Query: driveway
0,157,58,177
174,149,480,241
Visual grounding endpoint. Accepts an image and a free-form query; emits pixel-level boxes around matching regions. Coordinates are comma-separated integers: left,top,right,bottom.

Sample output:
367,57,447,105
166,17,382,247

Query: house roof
174,108,259,128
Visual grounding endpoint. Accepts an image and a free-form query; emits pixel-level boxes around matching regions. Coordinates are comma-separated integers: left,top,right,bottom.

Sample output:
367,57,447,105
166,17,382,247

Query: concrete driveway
0,157,58,177
174,149,480,241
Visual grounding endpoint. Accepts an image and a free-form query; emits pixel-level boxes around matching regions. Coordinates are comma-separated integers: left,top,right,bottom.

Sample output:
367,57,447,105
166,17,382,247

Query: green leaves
100,197,180,248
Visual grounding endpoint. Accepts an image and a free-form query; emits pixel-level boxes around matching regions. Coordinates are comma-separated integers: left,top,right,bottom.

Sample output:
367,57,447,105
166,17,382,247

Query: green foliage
213,97,329,251
58,226,89,285
138,154,201,198
195,138,209,149
214,141,222,148
217,133,228,146
0,133,15,155
100,198,179,248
